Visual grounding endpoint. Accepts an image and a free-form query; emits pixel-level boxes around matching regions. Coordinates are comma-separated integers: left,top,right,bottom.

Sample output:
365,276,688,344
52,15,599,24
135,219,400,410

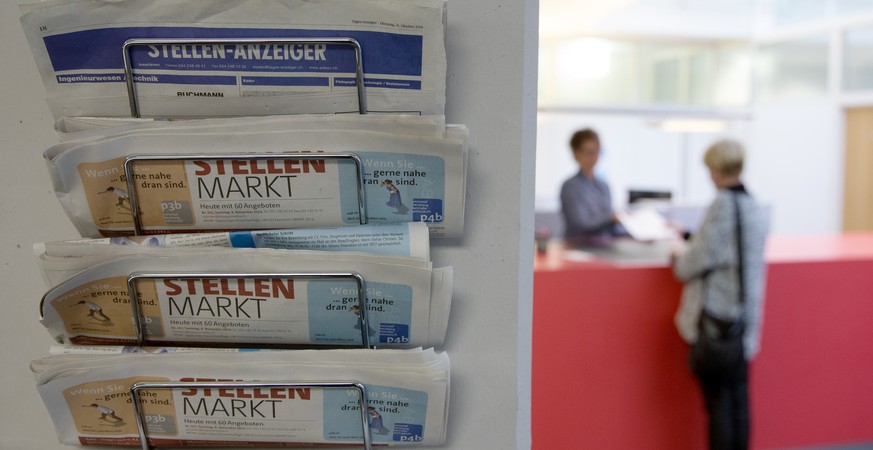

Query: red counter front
532,234,873,449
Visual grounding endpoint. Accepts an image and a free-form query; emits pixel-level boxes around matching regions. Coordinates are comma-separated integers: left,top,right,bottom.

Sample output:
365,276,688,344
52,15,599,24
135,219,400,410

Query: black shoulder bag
690,192,746,379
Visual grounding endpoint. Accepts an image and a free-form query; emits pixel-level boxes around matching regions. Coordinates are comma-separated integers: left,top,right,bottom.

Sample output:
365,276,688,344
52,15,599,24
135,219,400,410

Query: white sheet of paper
617,208,678,242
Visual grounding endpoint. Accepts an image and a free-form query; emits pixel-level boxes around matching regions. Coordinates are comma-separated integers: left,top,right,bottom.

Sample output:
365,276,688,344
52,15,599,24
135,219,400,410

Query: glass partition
540,38,750,108
757,36,828,101
844,27,873,91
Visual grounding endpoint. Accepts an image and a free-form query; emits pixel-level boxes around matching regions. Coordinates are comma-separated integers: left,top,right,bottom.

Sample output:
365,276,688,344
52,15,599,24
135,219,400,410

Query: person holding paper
671,139,767,450
560,128,622,245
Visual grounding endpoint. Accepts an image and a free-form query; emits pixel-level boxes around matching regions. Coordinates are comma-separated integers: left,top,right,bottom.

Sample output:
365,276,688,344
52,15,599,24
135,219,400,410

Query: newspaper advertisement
20,0,447,118
40,249,452,348
39,222,431,261
33,348,449,446
46,129,467,238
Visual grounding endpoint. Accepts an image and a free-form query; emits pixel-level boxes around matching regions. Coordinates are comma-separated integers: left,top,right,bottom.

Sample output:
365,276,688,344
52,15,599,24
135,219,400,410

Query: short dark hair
569,128,600,152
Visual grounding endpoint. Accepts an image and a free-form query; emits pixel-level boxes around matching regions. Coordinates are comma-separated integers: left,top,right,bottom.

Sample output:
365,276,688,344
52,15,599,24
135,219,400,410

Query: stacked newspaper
20,0,447,118
32,347,450,447
21,2,458,447
39,247,452,348
44,115,468,238
53,114,452,142
37,221,431,262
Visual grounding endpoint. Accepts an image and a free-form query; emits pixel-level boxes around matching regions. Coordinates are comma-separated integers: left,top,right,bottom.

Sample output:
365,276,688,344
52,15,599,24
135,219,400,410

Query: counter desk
532,234,873,450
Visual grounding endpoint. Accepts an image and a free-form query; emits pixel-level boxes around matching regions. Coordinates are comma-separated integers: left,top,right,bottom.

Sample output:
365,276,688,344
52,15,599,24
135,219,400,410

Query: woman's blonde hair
703,139,745,177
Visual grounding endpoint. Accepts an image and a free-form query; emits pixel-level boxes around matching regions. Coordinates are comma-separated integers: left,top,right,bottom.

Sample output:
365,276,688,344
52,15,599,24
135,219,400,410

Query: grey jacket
673,186,768,360
560,172,616,240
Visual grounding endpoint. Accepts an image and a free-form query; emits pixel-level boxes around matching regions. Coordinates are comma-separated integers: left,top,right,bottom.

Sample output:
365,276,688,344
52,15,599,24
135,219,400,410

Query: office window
639,43,750,108
711,45,752,107
769,0,873,28
653,58,681,104
640,44,687,106
540,38,750,108
844,27,873,91
834,0,873,15
540,38,638,106
757,36,828,101
772,0,827,27
688,52,710,105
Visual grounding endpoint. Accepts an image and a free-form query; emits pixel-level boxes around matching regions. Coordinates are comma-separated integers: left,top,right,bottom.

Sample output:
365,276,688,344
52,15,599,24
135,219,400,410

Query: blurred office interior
536,0,873,237
533,2,873,449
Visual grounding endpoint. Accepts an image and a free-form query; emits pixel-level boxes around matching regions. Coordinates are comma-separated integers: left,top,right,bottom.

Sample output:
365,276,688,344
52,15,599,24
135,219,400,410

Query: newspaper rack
123,152,369,235
127,271,373,348
130,380,372,450
114,37,379,450
122,37,368,117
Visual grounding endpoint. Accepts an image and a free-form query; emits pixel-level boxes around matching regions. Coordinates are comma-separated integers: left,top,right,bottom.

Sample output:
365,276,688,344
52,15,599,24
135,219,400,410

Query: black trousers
696,357,749,450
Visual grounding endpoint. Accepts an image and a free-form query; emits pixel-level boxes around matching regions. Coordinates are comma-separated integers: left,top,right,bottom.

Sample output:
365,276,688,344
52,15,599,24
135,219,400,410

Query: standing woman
671,139,768,450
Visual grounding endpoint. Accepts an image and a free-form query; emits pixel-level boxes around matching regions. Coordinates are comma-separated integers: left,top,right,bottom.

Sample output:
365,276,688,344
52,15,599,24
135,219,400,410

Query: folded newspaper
37,222,431,263
20,0,447,118
54,114,451,143
39,249,453,348
45,127,468,238
32,348,450,447
46,344,271,356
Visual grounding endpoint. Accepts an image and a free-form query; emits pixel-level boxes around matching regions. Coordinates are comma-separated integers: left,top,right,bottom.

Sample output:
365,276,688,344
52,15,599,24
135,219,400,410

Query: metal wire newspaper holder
119,37,378,450
120,37,372,235
122,152,369,235
122,37,369,117
127,271,373,348
130,380,372,450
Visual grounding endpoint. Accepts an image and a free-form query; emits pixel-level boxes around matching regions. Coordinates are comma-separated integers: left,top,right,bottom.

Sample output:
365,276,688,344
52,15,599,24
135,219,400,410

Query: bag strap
698,189,747,339
733,190,745,306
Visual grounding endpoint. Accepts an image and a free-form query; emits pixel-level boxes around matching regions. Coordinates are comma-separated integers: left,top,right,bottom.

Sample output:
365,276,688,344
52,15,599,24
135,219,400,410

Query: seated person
560,128,623,245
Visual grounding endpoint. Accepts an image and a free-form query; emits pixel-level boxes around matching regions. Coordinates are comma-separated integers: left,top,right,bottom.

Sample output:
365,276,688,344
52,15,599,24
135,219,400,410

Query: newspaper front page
20,0,447,118
40,249,452,348
33,348,450,446
46,128,467,238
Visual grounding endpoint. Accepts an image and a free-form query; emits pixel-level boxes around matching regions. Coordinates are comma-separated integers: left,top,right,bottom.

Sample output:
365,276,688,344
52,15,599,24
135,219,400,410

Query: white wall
440,0,536,448
747,101,844,234
0,3,82,449
0,1,537,449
